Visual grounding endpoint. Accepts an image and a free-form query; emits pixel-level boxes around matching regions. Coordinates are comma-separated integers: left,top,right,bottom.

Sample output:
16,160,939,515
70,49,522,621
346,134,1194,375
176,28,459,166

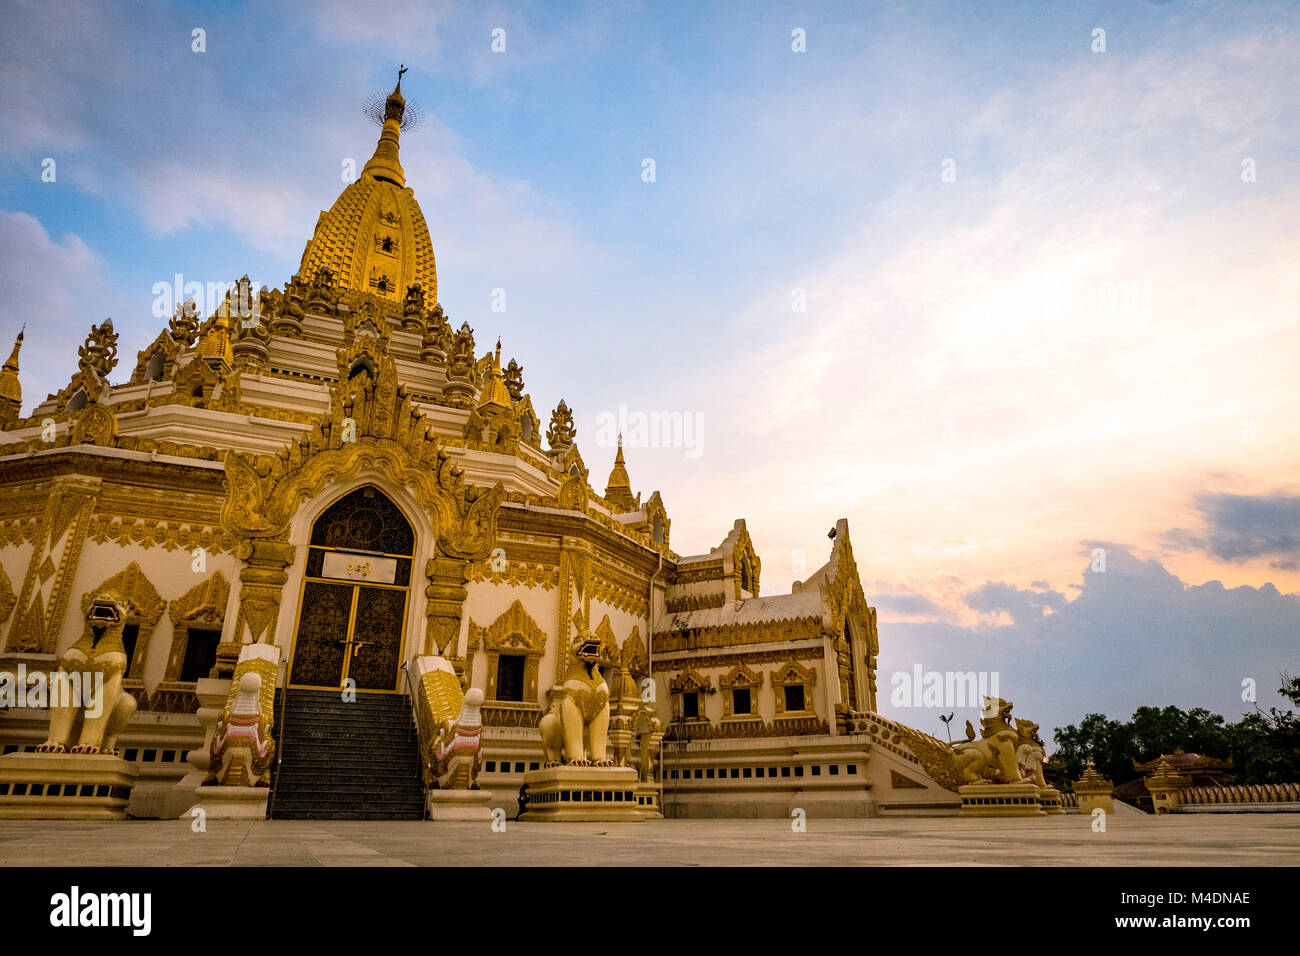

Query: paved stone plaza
1,814,1296,866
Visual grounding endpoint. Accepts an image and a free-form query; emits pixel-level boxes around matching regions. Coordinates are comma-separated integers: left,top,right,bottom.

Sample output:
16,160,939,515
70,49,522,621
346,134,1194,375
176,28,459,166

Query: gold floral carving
653,646,822,670
674,561,724,584
590,571,648,618
665,592,725,613
556,472,588,514
4,478,99,654
0,563,14,625
425,554,468,657
0,518,41,549
85,515,238,555
653,616,823,653
664,716,829,741
220,350,504,561
70,404,118,446
464,558,559,589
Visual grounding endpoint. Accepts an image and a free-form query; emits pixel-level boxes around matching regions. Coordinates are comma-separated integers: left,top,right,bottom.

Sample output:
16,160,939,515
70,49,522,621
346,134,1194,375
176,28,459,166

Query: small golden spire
604,434,637,511
362,66,409,186
0,328,24,409
198,311,233,371
477,339,512,409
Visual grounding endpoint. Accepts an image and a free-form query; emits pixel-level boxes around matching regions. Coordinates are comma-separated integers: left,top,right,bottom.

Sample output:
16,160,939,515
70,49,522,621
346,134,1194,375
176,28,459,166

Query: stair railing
266,657,291,820
401,661,431,818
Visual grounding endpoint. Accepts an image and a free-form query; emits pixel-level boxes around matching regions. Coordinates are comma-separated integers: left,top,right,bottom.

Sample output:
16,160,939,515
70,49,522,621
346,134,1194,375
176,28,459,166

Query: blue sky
2,0,1297,745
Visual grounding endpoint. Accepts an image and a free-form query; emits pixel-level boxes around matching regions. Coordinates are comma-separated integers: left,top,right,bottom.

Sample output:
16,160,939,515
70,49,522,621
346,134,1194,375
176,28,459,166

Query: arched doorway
288,485,414,691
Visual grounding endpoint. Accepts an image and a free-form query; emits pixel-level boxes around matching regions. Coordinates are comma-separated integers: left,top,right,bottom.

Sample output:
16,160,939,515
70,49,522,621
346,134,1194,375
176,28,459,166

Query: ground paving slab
1,814,1297,866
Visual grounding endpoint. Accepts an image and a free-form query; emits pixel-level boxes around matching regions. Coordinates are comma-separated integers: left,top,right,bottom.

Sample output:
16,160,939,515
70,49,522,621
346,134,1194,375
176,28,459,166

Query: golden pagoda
0,69,1043,824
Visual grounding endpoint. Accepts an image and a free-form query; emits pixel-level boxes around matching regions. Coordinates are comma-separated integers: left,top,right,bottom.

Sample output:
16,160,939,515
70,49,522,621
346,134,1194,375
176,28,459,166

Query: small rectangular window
121,623,141,674
179,628,222,683
495,654,526,702
682,692,699,719
732,688,751,715
784,683,805,712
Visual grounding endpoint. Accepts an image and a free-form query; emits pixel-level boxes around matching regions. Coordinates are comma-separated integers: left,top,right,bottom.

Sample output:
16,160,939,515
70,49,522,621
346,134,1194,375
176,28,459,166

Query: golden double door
288,486,415,692
290,578,408,691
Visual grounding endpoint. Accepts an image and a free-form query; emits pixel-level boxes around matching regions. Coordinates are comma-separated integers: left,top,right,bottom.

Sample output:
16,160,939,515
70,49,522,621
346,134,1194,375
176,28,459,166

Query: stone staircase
271,689,426,820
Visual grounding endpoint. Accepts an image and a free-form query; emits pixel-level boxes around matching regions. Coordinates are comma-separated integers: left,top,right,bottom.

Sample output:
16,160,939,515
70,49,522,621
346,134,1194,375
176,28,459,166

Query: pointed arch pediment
773,659,816,686
220,352,505,560
669,666,711,694
594,614,619,661
167,570,230,627
82,561,164,627
621,626,647,676
721,661,763,689
469,599,547,654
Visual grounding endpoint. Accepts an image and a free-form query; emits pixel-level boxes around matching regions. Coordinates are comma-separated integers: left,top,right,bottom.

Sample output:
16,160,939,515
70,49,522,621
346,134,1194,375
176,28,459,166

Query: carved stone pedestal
520,765,644,822
187,784,269,819
164,676,231,818
426,788,495,821
958,782,1046,817
1037,786,1065,814
0,752,139,820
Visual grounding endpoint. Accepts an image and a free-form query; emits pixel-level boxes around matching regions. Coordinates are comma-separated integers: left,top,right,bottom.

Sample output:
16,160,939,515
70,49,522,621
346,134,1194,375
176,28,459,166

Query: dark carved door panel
348,586,407,691
289,581,353,687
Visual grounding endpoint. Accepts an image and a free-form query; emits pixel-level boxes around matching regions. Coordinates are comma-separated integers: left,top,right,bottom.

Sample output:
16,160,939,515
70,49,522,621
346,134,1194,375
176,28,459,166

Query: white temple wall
62,538,239,694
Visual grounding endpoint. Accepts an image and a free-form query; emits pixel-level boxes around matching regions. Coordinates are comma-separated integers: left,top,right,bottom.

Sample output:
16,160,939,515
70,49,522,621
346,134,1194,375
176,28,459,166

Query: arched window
310,485,415,555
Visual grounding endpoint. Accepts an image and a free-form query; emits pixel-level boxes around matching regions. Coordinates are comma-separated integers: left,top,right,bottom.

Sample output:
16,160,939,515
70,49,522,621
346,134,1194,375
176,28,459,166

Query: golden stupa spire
297,67,437,303
604,434,637,511
0,328,24,419
362,65,409,187
478,337,513,409
607,434,631,491
198,308,233,371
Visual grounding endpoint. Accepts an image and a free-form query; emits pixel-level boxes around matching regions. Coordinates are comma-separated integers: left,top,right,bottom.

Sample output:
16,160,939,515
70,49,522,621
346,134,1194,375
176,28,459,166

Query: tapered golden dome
297,72,437,305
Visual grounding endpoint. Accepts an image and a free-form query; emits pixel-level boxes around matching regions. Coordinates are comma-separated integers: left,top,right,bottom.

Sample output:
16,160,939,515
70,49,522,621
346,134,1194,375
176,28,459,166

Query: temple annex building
0,76,1011,821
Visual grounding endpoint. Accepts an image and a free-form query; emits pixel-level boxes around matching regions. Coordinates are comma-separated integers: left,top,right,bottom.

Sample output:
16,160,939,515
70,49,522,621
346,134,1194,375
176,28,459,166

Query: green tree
1051,675,1300,788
